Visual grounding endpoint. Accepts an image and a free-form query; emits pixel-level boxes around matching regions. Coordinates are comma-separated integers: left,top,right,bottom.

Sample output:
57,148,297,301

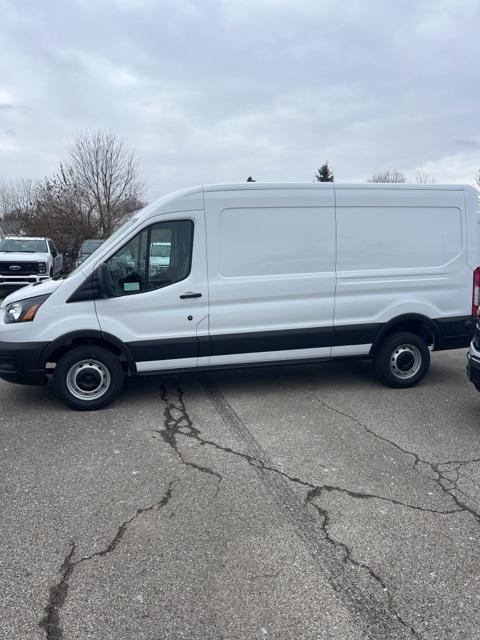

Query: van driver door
94,211,209,372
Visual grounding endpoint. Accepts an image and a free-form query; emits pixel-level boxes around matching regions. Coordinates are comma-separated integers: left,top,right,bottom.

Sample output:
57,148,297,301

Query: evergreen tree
315,162,334,182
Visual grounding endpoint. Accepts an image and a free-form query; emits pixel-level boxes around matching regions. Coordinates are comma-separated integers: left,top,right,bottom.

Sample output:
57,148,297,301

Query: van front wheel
374,332,430,388
54,346,124,410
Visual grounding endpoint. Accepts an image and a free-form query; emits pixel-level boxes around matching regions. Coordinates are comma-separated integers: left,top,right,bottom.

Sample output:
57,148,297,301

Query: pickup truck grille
0,261,39,275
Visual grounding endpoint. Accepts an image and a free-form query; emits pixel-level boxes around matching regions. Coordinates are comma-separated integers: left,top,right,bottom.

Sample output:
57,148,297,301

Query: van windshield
67,217,139,278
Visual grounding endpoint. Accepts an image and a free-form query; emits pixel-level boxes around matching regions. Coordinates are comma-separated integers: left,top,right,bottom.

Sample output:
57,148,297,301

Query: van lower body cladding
0,316,473,388
130,315,474,368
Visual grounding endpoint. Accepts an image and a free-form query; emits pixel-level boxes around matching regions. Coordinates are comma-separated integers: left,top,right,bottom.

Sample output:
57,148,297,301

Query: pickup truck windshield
67,216,139,278
0,238,48,253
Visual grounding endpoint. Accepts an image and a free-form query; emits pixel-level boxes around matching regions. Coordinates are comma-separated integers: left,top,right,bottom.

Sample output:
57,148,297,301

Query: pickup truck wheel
49,267,53,277
54,346,124,410
374,331,430,388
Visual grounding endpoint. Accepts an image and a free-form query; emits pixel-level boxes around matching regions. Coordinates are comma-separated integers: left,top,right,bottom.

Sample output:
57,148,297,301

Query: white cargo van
0,183,477,410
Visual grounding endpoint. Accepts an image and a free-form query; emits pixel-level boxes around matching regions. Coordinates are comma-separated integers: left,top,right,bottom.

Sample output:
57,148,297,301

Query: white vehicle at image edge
0,236,63,289
0,182,478,410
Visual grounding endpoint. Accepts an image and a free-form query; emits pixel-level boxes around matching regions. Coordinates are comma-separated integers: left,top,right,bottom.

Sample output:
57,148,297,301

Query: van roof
202,182,468,192
136,182,476,223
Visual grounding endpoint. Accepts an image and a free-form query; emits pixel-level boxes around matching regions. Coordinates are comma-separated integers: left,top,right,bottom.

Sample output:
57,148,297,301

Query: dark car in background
75,239,104,268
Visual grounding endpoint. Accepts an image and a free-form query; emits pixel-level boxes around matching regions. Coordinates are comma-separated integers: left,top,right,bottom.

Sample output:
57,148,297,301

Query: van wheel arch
370,314,438,355
40,331,136,375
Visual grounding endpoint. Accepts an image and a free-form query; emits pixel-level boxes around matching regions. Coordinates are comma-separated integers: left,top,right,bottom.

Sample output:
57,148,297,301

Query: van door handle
180,291,202,299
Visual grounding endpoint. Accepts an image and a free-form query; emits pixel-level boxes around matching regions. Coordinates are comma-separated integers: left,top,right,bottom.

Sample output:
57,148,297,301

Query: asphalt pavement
1,348,480,639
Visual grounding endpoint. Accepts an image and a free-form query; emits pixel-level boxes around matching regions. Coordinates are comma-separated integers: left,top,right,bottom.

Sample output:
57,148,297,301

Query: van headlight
4,294,50,324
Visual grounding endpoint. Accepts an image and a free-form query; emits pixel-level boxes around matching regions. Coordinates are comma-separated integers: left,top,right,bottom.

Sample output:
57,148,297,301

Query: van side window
105,220,194,296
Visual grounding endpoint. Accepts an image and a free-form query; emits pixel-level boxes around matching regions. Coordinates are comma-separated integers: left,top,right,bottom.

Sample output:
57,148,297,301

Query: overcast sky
0,0,479,200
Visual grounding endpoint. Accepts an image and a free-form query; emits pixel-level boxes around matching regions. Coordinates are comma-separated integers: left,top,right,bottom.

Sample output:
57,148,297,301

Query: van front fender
39,330,137,373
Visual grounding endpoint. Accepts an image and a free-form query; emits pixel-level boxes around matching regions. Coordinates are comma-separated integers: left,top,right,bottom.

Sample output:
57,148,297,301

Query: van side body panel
333,185,473,353
204,187,337,364
464,186,480,270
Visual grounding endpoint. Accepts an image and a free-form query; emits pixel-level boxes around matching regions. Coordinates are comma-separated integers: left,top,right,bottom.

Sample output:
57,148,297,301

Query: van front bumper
0,341,49,386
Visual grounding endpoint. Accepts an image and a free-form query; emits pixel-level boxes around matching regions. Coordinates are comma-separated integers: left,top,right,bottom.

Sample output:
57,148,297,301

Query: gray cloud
0,0,478,195
456,139,480,149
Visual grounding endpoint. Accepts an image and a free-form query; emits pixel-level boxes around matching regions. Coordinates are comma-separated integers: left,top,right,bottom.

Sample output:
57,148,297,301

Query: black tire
374,331,430,388
49,267,53,278
54,345,124,410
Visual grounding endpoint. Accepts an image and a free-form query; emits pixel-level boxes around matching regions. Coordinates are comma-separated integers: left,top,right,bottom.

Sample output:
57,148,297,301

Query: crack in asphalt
39,542,77,640
155,383,222,495
296,387,480,525
436,461,480,503
39,481,176,640
156,376,423,639
156,379,463,516
305,488,420,638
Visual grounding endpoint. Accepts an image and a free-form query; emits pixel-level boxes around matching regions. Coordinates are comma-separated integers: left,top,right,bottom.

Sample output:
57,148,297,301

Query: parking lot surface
1,349,480,639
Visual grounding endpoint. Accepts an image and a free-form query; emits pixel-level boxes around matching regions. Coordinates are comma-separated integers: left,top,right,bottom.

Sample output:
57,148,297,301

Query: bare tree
368,170,407,183
0,179,38,218
413,170,437,184
68,130,145,236
32,168,98,254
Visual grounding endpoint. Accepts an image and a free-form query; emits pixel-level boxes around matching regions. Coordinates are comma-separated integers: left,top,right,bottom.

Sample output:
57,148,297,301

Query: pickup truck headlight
4,294,50,324
37,262,47,274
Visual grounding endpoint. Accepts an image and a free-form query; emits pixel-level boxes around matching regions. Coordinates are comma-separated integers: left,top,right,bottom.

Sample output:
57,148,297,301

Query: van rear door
204,186,336,366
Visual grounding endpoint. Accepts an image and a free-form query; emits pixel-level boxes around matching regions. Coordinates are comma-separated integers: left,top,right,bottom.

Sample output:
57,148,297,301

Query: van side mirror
96,263,114,298
66,263,114,303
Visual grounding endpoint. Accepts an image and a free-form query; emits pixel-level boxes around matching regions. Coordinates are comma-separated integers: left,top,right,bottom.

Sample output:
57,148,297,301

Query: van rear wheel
54,345,124,410
374,331,430,388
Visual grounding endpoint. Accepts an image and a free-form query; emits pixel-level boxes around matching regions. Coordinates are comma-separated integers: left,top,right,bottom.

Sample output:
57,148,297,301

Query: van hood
0,251,49,262
1,278,63,307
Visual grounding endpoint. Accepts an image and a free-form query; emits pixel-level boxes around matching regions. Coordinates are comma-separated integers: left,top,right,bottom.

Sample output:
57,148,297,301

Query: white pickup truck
0,236,63,290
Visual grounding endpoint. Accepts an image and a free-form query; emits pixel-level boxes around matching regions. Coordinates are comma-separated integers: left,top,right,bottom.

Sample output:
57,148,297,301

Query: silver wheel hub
66,359,111,401
390,344,422,380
